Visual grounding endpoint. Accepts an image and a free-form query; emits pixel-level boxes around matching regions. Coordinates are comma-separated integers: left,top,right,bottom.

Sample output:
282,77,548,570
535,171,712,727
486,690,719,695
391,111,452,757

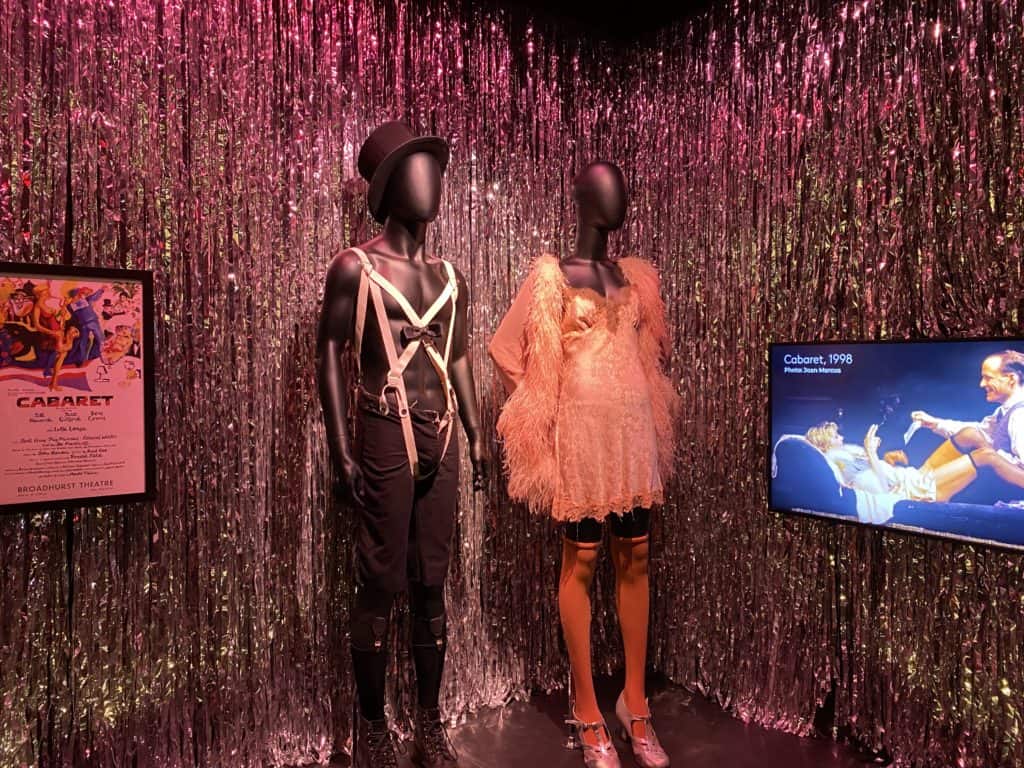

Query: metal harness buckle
382,377,409,418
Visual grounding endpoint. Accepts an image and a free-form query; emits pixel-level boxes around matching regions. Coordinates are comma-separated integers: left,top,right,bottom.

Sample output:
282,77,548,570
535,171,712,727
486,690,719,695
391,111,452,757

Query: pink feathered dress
489,255,678,522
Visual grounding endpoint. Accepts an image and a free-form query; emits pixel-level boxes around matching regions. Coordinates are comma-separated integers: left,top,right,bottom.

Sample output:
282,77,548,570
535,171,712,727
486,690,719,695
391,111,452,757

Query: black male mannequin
317,122,486,768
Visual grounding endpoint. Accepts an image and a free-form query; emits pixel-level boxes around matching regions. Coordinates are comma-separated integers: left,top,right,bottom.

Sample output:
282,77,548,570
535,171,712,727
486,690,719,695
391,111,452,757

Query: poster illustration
0,262,155,512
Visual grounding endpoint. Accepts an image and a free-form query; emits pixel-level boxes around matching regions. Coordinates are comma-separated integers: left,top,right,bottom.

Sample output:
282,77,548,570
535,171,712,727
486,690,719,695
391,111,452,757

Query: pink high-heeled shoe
615,692,670,768
566,709,622,768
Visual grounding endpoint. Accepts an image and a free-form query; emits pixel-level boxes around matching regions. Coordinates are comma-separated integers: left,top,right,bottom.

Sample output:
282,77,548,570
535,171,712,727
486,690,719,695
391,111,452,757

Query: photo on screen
769,340,1024,551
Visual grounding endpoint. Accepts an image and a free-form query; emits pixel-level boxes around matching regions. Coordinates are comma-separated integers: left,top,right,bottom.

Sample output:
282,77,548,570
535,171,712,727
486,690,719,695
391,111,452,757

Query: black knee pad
351,613,389,653
351,588,394,653
412,611,446,650
410,583,446,650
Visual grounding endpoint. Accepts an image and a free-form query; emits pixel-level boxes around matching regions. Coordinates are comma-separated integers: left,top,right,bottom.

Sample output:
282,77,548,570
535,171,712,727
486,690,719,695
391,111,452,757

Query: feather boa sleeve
619,257,680,482
494,254,564,512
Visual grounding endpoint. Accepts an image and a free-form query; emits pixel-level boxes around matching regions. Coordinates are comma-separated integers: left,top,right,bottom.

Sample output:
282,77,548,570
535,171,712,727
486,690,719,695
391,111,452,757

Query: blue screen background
770,339,1024,517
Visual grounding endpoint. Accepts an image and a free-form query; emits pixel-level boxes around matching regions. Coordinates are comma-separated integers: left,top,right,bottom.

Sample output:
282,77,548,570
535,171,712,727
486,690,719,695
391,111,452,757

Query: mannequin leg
408,413,459,711
351,408,416,721
610,533,651,738
559,537,603,742
409,580,446,709
350,585,394,720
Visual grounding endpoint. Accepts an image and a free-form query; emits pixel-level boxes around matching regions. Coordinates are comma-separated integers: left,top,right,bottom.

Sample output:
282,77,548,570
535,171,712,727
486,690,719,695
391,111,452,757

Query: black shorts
563,508,651,544
355,402,459,595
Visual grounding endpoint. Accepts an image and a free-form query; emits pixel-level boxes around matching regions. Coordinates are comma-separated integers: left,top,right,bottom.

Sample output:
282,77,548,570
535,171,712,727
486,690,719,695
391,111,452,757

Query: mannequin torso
328,239,462,410
317,152,485,501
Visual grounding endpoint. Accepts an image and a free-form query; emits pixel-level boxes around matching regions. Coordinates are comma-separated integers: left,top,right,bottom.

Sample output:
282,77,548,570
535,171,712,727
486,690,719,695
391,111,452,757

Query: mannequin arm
449,268,488,489
316,252,367,506
488,271,535,395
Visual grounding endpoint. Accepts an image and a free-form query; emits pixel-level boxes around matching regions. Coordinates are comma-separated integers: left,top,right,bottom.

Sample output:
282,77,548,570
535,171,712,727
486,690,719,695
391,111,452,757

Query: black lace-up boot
353,712,399,768
411,706,459,767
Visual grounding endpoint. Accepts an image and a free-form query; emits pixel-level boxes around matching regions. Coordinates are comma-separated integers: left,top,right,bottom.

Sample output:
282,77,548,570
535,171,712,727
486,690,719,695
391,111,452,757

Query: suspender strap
350,247,459,478
354,260,369,366
441,260,457,365
430,260,459,459
368,275,421,475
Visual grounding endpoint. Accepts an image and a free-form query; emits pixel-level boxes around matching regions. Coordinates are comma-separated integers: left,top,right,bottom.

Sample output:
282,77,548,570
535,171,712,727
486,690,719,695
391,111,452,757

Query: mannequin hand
471,458,489,492
469,438,489,492
338,459,368,508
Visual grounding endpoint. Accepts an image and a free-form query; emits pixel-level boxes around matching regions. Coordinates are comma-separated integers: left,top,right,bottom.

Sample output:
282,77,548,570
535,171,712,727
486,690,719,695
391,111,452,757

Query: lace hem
550,490,664,522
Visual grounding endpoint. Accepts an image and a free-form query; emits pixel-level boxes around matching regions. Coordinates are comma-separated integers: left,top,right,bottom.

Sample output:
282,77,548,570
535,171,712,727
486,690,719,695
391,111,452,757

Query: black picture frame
768,337,1024,553
0,261,156,514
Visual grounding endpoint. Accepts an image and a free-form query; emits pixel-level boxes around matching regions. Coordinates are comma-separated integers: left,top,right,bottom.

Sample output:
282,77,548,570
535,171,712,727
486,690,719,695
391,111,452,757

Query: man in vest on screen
911,349,1024,501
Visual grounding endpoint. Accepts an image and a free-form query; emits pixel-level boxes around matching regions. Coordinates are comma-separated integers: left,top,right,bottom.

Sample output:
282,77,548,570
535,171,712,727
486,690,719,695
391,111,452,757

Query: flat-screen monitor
769,339,1024,551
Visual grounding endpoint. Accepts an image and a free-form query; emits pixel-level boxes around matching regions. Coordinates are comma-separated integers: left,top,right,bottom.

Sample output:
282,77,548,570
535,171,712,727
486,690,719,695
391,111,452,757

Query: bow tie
401,323,443,346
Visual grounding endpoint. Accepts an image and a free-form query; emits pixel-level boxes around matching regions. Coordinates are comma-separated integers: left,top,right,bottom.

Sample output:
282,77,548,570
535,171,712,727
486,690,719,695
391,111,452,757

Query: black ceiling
478,0,723,42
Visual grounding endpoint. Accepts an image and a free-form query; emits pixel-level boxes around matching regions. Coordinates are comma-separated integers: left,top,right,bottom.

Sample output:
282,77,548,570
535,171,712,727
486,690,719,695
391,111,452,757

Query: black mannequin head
573,162,627,231
381,151,443,224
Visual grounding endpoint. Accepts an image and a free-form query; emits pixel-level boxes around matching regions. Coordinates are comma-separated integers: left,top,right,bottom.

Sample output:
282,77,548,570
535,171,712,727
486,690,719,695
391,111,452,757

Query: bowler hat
357,121,449,222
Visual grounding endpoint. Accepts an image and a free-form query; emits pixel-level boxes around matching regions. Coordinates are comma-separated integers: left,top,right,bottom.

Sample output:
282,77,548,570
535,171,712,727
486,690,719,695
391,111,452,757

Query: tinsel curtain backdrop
1,0,1022,765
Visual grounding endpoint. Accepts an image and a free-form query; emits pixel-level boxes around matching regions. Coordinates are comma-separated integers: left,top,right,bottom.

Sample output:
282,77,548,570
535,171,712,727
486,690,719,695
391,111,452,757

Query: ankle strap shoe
614,692,669,768
566,711,622,768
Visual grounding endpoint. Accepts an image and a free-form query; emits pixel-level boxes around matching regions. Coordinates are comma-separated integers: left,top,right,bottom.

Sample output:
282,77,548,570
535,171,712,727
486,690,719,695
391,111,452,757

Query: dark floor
320,674,877,767
449,674,873,768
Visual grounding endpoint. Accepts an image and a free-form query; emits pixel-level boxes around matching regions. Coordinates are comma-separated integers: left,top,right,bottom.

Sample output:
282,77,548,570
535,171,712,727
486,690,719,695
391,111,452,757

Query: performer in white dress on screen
804,422,940,500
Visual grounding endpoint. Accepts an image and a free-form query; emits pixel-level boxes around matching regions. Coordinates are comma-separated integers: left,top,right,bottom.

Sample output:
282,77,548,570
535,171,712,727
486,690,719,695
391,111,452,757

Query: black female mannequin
317,135,486,768
556,161,667,767
490,159,673,766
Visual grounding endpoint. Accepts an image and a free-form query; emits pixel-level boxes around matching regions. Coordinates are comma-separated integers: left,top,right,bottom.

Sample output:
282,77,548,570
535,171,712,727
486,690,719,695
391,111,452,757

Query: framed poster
0,262,155,513
769,339,1024,552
